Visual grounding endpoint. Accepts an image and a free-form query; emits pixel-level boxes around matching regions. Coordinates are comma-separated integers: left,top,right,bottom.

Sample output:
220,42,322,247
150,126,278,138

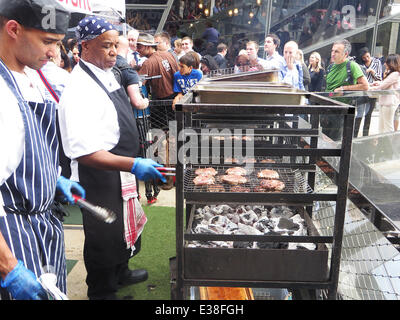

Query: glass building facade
125,0,400,66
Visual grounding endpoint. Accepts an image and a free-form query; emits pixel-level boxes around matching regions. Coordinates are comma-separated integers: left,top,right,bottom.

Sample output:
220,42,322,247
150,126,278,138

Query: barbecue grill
172,83,355,300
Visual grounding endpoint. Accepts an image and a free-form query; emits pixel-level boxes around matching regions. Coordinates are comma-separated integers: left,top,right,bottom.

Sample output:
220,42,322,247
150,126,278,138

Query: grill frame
173,87,356,299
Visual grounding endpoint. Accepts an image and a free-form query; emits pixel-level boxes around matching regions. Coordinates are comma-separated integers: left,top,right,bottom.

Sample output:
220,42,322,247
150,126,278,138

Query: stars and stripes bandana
75,15,117,43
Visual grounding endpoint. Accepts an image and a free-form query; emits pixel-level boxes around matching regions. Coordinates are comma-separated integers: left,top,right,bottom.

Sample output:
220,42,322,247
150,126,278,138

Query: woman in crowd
370,54,400,134
296,49,311,90
174,38,185,59
358,47,383,136
308,51,326,92
234,51,250,73
200,55,219,76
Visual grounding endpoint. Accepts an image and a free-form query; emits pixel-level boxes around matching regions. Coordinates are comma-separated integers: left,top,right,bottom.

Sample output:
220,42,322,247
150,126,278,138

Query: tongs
156,167,176,177
72,194,117,224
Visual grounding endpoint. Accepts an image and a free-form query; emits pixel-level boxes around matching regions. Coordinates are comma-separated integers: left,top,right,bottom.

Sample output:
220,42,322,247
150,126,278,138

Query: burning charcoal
290,214,305,225
208,224,225,234
270,206,295,219
209,215,229,228
203,211,214,221
253,206,267,216
194,225,217,235
217,242,232,248
233,241,253,249
238,223,263,235
256,231,288,249
225,221,239,232
296,243,317,250
218,205,232,214
227,214,240,224
239,211,258,225
277,218,300,231
253,217,274,233
236,206,246,214
211,205,224,215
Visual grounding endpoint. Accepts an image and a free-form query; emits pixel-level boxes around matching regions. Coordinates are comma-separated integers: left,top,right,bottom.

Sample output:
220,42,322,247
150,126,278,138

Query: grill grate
184,165,313,194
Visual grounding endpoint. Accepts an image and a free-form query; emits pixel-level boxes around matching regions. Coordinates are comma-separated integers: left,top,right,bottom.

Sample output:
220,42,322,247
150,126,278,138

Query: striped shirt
363,57,383,83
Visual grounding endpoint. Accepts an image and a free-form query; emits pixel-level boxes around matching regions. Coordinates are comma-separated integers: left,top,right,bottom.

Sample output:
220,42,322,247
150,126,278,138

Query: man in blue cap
58,15,166,300
0,0,86,300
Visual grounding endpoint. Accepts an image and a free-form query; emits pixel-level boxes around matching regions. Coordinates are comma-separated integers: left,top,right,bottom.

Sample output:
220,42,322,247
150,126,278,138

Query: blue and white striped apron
0,60,66,299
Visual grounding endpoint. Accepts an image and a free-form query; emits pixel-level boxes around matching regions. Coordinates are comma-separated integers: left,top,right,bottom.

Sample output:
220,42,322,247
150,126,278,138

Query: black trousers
86,237,142,300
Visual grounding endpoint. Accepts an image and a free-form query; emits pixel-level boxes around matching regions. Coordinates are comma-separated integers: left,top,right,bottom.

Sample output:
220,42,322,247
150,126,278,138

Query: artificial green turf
63,205,83,225
66,260,78,275
117,206,176,300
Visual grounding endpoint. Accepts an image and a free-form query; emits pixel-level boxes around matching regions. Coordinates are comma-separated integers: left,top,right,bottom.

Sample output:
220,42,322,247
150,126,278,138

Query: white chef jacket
0,68,46,216
58,59,122,182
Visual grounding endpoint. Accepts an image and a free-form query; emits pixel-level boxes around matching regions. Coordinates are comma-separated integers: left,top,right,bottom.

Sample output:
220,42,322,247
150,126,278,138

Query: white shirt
58,59,121,182
127,49,147,67
40,61,70,103
266,51,286,70
0,67,46,216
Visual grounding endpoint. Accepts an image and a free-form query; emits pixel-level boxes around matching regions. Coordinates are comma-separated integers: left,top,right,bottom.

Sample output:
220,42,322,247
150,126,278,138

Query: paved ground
64,111,382,300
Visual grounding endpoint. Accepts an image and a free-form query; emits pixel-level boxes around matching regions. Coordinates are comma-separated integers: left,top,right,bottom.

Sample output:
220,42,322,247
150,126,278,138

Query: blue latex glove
131,158,167,183
0,261,48,300
56,176,86,204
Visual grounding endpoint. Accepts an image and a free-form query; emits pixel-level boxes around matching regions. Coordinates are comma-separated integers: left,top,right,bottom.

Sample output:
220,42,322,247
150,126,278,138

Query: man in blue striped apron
58,16,166,300
0,0,85,300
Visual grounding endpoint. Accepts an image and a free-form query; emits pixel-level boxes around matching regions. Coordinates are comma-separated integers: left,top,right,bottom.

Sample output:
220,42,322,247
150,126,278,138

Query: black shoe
118,269,148,288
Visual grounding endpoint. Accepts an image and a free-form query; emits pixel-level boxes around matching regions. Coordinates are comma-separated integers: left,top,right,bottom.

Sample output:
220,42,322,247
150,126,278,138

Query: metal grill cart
172,83,355,300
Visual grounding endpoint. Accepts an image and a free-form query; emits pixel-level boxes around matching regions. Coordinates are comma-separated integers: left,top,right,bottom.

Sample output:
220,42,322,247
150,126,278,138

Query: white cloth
58,59,121,181
0,68,46,216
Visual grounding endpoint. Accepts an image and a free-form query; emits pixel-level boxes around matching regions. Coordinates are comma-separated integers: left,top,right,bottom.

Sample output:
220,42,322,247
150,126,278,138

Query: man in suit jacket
213,43,228,69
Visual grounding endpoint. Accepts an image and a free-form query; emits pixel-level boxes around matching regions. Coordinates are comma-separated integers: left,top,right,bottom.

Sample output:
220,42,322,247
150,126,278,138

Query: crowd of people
0,0,400,302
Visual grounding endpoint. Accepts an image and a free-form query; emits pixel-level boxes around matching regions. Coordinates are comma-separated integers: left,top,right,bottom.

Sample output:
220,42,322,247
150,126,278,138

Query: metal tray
192,82,305,105
206,69,279,83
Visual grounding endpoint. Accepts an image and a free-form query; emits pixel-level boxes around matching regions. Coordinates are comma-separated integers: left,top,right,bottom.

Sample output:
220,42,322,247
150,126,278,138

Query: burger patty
257,169,280,180
225,167,247,176
220,174,248,185
195,168,218,176
230,186,251,193
259,179,285,191
193,175,215,186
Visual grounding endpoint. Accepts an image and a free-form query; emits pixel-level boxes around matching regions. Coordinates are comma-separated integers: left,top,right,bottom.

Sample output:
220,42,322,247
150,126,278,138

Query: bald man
115,36,148,110
279,41,304,90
